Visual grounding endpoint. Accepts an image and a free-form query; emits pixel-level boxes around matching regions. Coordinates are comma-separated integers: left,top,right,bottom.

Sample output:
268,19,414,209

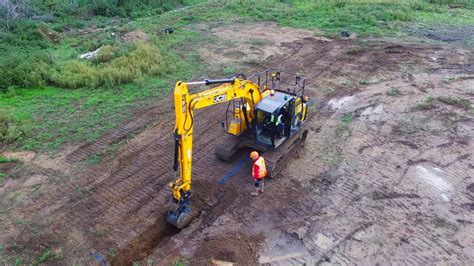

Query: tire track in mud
306,115,473,263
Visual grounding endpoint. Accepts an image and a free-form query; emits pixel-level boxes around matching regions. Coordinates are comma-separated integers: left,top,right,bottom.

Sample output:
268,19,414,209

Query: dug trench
110,178,241,264
1,22,473,264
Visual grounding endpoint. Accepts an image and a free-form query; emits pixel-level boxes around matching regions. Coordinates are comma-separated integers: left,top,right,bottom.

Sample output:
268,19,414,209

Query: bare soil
1,22,473,265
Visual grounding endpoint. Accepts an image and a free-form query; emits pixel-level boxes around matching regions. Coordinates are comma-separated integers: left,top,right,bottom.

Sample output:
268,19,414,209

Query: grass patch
415,96,437,110
392,117,428,134
387,87,402,96
342,113,354,124
86,153,103,165
336,112,353,138
32,249,63,265
172,258,190,266
0,156,19,164
0,108,27,144
224,0,474,36
438,96,472,109
14,259,23,266
223,66,236,76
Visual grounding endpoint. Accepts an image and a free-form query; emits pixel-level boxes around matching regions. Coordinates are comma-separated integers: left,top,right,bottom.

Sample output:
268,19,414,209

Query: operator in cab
250,151,267,196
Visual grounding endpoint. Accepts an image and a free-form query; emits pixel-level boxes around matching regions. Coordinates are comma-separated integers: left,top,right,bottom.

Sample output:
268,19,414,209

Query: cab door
290,97,304,134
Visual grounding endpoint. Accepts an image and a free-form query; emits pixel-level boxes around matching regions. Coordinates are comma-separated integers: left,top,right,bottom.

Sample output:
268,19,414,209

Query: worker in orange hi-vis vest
250,151,267,196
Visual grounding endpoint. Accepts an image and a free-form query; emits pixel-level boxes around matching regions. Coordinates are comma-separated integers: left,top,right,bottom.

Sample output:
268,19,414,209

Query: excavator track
216,128,308,177
264,128,308,178
215,134,253,162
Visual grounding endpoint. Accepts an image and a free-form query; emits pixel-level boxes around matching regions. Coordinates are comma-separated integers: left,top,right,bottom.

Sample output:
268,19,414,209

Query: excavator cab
255,91,293,148
254,91,307,148
253,69,308,150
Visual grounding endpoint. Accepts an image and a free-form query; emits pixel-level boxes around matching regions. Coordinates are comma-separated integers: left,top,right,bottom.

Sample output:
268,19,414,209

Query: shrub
51,42,164,89
98,42,164,87
97,45,115,63
0,52,52,91
30,0,188,17
51,60,100,89
0,109,26,143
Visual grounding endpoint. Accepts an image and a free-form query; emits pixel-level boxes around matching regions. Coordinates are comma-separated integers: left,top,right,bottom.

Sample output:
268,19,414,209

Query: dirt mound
122,30,150,44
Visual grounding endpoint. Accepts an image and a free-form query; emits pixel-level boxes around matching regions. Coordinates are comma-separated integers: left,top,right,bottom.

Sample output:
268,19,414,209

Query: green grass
342,113,354,124
86,153,103,165
223,66,236,76
1,83,168,150
438,96,473,109
1,0,473,152
14,258,23,266
221,0,474,36
36,250,53,264
0,28,203,150
416,96,437,110
0,156,18,163
387,87,402,96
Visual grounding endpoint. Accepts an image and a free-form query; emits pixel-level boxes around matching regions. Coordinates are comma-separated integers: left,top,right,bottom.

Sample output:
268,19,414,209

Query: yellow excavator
167,69,309,228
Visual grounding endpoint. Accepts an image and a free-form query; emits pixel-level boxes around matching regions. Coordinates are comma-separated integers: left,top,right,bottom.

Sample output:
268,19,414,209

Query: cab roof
256,91,293,113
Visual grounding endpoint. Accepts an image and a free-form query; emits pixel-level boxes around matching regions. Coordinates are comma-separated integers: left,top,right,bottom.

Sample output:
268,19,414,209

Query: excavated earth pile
1,22,473,265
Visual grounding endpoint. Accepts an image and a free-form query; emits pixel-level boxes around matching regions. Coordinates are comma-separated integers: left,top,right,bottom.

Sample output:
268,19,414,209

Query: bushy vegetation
50,42,166,89
0,109,27,143
0,41,166,90
30,0,188,17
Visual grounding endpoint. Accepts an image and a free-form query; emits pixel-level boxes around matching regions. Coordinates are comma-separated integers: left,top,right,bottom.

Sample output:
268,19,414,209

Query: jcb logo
213,94,227,103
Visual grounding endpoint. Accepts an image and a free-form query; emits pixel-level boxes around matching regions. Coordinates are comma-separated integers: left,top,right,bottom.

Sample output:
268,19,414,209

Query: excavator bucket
166,199,193,229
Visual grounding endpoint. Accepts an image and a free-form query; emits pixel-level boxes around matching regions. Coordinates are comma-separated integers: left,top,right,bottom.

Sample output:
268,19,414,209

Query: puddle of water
327,96,354,111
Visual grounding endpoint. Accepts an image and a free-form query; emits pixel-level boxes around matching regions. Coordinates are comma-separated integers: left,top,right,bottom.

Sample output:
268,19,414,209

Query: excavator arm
167,77,263,228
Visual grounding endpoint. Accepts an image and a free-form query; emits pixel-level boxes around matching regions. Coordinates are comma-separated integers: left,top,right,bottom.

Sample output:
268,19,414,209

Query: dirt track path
1,22,473,265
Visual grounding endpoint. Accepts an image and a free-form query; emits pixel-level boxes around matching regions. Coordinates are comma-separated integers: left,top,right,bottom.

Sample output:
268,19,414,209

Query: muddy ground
1,22,473,265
